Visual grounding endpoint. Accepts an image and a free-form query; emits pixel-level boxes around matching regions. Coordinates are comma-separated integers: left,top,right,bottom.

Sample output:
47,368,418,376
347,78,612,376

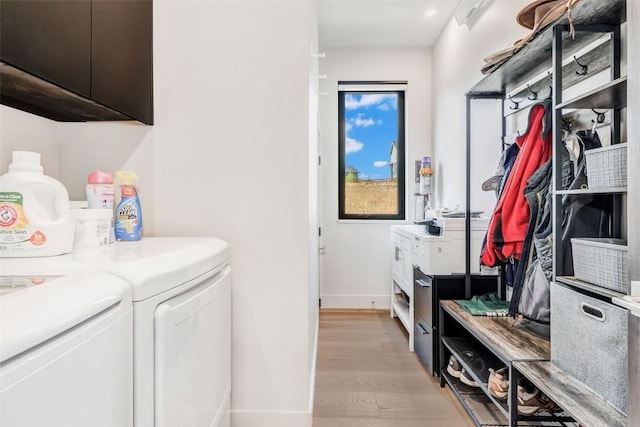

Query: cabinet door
400,236,413,291
391,237,402,283
0,0,91,97
92,0,153,124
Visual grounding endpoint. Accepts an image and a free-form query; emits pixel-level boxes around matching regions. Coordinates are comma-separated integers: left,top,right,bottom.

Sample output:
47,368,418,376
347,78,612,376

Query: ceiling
317,0,462,48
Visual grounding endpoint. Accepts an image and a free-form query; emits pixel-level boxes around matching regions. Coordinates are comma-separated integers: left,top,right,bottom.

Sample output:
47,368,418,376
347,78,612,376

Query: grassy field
345,180,397,215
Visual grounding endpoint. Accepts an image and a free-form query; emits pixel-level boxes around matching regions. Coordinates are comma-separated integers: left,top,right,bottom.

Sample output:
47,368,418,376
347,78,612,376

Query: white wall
0,107,60,177
432,0,530,214
318,48,431,308
0,2,319,426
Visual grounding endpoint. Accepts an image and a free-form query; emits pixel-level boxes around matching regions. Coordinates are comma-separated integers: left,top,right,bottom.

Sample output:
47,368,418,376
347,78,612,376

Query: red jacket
481,101,552,267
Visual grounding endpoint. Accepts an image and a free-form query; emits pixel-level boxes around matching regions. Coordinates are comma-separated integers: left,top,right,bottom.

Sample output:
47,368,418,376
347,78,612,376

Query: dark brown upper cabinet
92,0,153,124
0,0,153,125
0,1,91,97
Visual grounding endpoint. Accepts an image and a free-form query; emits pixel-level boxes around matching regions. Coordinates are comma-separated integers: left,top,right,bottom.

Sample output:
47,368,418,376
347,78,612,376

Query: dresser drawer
414,314,434,375
414,270,433,320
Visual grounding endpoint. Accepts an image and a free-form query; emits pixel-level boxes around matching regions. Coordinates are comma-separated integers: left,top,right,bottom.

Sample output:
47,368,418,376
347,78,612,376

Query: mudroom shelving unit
551,25,627,296
447,0,632,426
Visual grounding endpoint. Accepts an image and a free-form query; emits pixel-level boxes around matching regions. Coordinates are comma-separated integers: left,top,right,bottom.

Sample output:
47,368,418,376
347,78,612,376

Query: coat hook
573,55,588,75
562,118,574,132
508,95,520,110
526,83,538,100
592,108,606,123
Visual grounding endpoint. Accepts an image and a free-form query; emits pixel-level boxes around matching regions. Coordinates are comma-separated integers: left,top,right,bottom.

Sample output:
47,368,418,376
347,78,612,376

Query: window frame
337,82,406,220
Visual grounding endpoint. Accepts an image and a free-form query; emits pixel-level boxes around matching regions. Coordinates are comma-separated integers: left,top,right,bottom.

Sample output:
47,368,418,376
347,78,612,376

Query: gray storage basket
571,238,629,294
551,282,628,415
585,143,627,188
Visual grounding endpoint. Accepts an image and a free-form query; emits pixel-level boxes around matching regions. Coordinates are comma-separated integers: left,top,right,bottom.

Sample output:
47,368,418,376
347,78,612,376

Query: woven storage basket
571,238,629,293
585,143,627,188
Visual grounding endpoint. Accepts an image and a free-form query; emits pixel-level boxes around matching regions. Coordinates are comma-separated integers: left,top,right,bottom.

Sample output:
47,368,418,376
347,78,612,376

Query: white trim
230,318,319,427
308,316,319,414
320,294,391,309
338,83,408,92
231,410,312,427
336,219,410,225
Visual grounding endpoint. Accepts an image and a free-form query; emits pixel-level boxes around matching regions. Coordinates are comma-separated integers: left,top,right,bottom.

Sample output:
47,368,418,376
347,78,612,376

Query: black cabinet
0,0,153,124
92,0,153,124
413,271,498,376
0,1,91,97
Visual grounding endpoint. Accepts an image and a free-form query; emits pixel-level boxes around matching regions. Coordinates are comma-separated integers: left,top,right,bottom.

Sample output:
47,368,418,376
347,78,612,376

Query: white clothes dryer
0,272,133,427
3,237,232,427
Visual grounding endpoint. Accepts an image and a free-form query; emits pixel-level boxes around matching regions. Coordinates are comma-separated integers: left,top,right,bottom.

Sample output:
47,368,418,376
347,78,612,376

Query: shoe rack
439,300,577,426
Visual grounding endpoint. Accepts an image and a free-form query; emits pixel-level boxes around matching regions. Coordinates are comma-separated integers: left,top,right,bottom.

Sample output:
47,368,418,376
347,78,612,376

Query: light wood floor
313,309,475,427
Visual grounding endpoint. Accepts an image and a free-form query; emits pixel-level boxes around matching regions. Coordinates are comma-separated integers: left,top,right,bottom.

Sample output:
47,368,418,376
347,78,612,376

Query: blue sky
344,93,398,180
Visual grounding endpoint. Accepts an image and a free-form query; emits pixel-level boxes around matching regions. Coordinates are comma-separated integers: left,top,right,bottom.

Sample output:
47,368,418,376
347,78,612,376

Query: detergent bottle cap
9,151,44,172
115,170,138,185
88,170,114,184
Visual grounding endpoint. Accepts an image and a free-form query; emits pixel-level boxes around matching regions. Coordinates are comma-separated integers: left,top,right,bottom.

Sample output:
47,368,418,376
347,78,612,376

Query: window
338,82,406,220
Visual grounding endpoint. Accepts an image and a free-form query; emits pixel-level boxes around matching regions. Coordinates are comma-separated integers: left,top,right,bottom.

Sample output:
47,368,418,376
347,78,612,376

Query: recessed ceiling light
424,8,438,17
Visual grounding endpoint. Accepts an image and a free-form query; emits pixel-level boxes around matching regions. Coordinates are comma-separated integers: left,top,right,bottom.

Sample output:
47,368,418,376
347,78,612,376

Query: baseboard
320,294,390,309
231,410,311,427
308,315,319,414
231,319,318,427
320,307,389,314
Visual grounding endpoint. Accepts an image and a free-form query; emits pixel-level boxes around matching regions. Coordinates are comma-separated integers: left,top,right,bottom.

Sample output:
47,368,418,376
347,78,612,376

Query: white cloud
345,137,364,154
373,161,388,167
377,103,390,111
350,113,375,127
359,173,369,180
345,93,397,110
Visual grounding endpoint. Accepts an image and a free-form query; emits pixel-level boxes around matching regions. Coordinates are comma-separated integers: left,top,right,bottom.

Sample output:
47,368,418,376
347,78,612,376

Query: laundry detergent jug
0,151,75,257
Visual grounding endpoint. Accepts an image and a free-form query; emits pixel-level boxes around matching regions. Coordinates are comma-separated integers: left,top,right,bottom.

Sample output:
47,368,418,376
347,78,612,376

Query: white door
309,51,321,314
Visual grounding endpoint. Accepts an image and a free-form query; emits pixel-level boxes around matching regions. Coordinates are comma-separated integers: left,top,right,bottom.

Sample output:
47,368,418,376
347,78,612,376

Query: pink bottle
86,171,114,210
85,171,115,244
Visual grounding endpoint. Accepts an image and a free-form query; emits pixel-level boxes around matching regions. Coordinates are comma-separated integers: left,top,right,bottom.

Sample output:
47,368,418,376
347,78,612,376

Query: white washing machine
0,272,133,427
2,237,232,427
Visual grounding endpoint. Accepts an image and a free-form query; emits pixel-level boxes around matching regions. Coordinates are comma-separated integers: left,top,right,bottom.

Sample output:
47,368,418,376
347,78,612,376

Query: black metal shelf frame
441,371,509,427
465,92,505,299
440,333,577,426
551,23,625,279
441,336,510,418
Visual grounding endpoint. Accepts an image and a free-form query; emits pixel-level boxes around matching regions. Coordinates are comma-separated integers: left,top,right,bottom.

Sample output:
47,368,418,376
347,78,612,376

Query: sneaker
537,392,562,413
459,368,480,387
516,378,562,415
517,382,541,415
488,367,509,400
447,355,462,378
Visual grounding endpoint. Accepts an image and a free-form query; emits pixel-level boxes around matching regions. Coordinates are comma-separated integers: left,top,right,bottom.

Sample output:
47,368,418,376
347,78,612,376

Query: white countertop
390,224,438,239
